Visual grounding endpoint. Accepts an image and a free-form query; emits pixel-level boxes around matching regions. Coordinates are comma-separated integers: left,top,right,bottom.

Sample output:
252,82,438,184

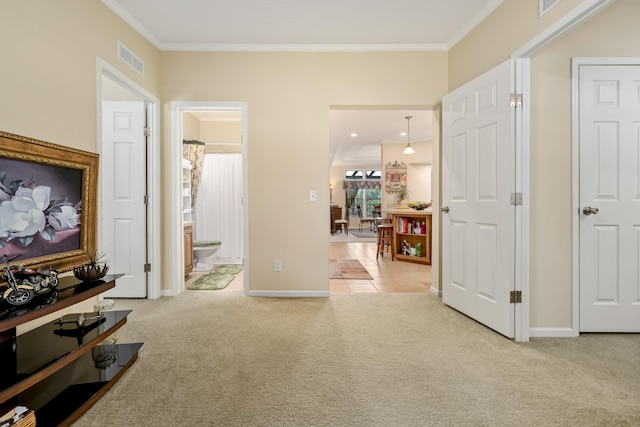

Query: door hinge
510,192,522,206
144,263,151,273
510,291,522,304
143,127,151,136
144,194,150,204
510,93,522,107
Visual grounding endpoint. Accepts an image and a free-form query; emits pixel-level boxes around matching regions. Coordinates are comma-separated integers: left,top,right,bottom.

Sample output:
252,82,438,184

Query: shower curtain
194,153,243,263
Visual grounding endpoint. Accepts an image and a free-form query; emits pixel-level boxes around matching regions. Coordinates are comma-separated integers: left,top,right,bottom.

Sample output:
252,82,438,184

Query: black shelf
29,343,143,427
1,310,131,404
0,274,122,333
20,310,131,374
0,275,141,426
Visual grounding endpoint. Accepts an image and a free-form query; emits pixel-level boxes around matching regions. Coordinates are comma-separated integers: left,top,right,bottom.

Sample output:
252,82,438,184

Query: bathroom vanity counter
184,222,193,277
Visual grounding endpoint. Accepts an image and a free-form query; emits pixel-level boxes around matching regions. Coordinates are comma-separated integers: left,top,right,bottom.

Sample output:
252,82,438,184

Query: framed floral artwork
0,131,98,272
384,160,407,192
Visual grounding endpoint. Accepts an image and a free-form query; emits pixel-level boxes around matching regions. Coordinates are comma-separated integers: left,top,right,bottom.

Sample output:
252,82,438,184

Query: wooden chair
331,205,348,235
356,205,376,232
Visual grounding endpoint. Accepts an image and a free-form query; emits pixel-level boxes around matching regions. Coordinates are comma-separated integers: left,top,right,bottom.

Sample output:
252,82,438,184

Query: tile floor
329,241,431,293
185,240,432,294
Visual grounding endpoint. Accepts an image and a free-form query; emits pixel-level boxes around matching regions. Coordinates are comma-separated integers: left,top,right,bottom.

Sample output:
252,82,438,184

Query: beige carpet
329,258,373,280
72,292,640,427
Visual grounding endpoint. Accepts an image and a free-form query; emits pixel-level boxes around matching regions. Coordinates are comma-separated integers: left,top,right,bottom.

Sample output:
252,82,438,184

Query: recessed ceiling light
400,132,407,136
350,133,358,138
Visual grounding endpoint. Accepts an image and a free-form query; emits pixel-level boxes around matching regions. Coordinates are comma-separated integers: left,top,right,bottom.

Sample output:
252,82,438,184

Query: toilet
192,240,222,271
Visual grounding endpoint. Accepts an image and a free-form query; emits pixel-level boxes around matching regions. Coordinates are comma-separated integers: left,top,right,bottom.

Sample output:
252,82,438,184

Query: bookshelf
391,211,432,265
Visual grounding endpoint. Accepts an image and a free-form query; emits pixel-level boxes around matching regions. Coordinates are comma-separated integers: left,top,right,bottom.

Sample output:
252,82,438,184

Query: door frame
444,0,611,341
96,57,161,299
570,57,640,334
512,0,612,341
169,101,249,296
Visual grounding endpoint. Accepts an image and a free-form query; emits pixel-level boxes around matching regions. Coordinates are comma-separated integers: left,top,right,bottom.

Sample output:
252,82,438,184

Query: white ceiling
103,0,502,51
104,0,501,167
330,109,433,167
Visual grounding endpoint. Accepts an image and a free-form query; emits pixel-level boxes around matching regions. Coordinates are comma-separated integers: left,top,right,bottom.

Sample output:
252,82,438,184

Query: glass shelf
27,343,143,427
0,275,122,333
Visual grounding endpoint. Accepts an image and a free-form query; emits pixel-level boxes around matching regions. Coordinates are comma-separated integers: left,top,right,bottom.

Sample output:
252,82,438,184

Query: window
365,170,381,179
345,169,381,180
349,188,381,218
345,170,363,180
344,169,382,216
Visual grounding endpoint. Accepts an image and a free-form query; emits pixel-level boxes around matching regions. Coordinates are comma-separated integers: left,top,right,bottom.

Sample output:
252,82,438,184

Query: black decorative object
73,251,108,282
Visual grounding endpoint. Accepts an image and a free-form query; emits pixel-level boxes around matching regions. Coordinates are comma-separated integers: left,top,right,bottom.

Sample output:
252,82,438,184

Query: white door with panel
101,101,147,298
441,60,515,338
579,65,640,332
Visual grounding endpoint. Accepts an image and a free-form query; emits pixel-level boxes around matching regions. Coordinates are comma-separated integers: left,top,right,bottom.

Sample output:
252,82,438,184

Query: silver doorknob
440,206,450,213
583,207,599,215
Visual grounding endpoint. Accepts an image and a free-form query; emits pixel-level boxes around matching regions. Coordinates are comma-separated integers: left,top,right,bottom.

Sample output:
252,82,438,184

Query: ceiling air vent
539,0,561,17
117,41,144,75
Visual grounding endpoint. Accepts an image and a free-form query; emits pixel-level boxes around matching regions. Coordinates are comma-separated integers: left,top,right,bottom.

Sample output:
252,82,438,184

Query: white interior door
101,101,147,298
579,64,640,332
441,60,515,338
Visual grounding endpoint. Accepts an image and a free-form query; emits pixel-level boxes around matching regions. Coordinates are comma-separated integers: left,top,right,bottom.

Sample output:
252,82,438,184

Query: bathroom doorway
170,102,248,296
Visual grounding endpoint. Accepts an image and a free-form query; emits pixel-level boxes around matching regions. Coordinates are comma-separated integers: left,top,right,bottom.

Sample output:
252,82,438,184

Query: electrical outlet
274,260,282,272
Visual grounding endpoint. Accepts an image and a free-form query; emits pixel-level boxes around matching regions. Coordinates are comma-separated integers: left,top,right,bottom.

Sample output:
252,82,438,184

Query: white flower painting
0,161,82,258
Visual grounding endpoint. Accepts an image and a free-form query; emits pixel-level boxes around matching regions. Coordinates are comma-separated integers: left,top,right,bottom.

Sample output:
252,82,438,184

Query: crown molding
160,43,448,52
103,0,485,53
102,0,164,48
447,0,505,49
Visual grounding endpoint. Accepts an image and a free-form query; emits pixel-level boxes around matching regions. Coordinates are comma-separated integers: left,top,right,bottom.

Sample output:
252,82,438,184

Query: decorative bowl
73,264,109,282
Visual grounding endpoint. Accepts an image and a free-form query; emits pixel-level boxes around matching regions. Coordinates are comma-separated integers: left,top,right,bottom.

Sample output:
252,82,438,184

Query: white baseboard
529,327,579,338
246,290,331,297
430,286,442,297
162,290,182,297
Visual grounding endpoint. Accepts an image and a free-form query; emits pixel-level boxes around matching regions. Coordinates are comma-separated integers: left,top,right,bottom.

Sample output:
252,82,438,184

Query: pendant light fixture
403,115,415,154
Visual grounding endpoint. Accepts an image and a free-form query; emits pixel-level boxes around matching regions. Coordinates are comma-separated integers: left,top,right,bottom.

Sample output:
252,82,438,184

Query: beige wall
201,121,242,144
381,141,432,209
0,1,160,148
448,0,585,90
182,112,201,141
161,51,447,292
102,77,143,101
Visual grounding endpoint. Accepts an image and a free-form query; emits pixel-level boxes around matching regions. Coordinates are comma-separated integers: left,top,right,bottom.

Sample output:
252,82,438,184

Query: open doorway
328,107,434,294
182,111,244,289
169,102,248,296
97,58,161,299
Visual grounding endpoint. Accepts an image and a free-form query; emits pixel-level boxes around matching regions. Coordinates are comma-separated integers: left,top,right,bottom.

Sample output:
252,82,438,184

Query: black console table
0,274,143,426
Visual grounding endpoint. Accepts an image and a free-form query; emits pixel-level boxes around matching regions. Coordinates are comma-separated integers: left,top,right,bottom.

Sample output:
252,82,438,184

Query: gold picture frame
0,131,98,272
